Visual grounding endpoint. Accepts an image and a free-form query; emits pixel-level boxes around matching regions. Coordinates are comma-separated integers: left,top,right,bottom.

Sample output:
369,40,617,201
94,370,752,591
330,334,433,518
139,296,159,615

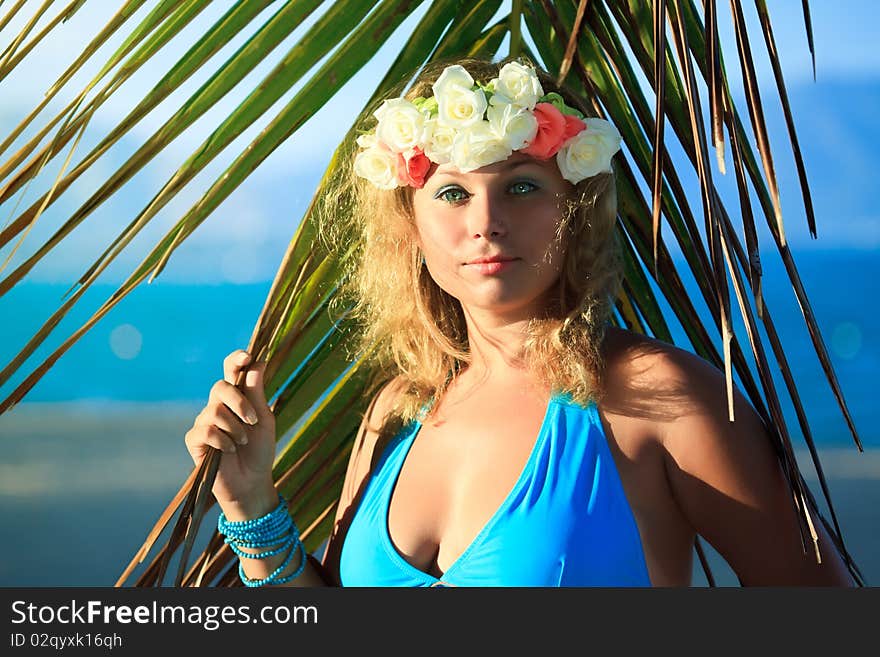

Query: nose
466,191,508,240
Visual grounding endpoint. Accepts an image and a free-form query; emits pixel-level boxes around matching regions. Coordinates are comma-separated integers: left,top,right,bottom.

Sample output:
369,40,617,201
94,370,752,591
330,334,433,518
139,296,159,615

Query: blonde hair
322,56,622,431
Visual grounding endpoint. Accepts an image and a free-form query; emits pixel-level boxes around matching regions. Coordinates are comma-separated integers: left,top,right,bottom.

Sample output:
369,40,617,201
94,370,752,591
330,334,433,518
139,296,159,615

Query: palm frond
0,0,864,586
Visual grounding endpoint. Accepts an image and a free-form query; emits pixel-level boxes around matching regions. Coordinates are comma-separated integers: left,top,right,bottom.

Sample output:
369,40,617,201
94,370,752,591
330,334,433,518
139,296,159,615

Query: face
411,152,573,320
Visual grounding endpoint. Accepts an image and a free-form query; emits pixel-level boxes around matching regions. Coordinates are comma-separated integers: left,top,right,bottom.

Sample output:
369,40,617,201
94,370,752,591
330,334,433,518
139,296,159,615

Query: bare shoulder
362,375,409,436
341,374,408,499
601,326,775,494
599,325,720,427
601,327,728,443
601,325,771,453
601,325,784,513
601,326,853,585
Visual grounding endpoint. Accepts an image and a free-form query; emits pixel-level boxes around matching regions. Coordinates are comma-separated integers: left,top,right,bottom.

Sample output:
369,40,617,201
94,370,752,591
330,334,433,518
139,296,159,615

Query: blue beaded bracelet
238,538,306,587
227,532,296,560
218,493,307,586
271,541,307,585
225,525,294,548
217,495,292,542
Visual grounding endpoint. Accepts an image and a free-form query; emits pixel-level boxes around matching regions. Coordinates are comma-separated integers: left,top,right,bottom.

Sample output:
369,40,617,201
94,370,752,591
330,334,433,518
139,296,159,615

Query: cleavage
386,386,551,576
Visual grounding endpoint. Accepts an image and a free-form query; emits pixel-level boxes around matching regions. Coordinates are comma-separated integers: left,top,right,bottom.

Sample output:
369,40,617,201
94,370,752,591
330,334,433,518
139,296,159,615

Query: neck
458,305,535,379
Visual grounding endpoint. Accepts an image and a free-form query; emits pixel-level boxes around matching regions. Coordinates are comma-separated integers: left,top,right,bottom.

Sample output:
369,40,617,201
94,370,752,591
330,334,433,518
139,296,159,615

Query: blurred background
0,2,877,586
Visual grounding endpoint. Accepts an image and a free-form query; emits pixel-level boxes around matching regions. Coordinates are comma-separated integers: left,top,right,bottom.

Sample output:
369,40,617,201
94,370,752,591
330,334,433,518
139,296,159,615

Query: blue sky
0,1,878,284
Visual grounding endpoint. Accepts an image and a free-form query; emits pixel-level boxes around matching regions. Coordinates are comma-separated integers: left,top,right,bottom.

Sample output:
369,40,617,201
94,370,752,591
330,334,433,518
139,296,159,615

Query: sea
0,248,877,586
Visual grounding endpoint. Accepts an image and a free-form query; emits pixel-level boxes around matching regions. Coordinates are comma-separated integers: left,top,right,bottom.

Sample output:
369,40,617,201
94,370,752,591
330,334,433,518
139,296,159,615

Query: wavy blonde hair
322,56,622,431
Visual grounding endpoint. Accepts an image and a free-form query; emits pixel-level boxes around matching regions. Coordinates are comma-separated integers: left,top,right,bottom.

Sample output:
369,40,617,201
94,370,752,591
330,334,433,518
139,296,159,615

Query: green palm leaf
0,0,864,586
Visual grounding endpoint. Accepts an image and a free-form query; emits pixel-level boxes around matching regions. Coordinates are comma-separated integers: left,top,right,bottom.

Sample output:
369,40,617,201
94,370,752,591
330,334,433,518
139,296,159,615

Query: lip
464,255,518,275
466,255,517,265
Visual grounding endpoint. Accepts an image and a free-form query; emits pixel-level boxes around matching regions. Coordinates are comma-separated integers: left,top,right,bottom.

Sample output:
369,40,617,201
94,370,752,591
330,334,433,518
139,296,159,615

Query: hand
184,349,278,517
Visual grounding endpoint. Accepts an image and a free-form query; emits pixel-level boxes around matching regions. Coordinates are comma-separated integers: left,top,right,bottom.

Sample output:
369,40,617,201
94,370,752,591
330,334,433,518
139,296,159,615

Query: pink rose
396,147,430,188
521,103,567,159
562,114,586,143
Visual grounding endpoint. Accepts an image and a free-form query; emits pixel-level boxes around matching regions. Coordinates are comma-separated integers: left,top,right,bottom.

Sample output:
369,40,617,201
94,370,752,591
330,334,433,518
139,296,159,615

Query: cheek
421,258,466,306
421,245,459,287
414,226,471,297
547,241,566,275
415,214,463,260
525,210,565,261
414,223,455,278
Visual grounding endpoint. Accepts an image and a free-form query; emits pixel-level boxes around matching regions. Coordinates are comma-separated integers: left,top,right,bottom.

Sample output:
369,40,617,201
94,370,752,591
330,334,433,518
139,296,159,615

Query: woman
184,57,853,587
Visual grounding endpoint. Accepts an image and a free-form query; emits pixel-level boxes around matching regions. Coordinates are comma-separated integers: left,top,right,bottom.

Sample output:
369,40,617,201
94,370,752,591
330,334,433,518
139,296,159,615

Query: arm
650,346,854,586
184,350,328,586
226,375,403,587
184,348,402,587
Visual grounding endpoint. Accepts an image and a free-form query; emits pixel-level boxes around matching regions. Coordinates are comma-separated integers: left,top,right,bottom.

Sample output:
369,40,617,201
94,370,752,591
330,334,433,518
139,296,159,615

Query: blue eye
509,180,538,195
435,186,469,204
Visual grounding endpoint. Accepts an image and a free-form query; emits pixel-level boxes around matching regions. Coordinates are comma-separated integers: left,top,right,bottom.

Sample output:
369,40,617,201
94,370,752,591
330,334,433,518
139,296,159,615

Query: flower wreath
353,61,622,190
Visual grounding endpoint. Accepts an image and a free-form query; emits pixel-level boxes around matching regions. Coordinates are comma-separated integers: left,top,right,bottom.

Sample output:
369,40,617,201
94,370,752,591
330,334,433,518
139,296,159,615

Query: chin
467,290,552,316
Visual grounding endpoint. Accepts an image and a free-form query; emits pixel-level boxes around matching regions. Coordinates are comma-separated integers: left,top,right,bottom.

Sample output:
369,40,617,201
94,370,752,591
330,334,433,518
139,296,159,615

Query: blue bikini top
338,392,651,586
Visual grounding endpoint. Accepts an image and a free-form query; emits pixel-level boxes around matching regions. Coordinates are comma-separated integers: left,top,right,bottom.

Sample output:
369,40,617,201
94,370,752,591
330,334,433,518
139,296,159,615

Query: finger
207,381,259,428
223,349,252,385
242,361,270,422
185,425,238,458
199,404,250,445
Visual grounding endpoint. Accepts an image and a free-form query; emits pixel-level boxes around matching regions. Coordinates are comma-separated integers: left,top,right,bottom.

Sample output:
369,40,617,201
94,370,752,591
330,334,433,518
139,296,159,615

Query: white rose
432,64,475,98
374,98,427,152
491,61,543,109
423,118,455,164
556,118,621,183
354,145,398,189
487,101,538,151
433,65,486,128
451,120,512,172
437,88,488,129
